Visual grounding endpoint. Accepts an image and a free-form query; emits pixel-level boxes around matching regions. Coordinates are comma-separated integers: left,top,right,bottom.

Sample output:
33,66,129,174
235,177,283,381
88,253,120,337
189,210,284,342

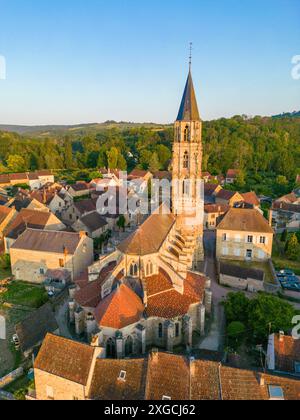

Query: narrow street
199,230,227,352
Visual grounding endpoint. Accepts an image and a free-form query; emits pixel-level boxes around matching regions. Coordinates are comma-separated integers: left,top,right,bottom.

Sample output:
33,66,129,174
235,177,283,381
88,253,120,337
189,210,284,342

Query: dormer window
118,370,127,381
268,386,284,400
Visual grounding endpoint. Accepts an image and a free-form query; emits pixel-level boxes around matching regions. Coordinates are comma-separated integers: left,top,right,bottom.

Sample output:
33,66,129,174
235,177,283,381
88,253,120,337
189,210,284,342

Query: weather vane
189,42,193,70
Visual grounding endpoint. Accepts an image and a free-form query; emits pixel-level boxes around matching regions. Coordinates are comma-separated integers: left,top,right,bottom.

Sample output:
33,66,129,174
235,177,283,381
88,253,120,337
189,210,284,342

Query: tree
286,234,300,260
155,144,171,170
64,137,74,169
149,152,160,173
107,147,119,169
117,215,126,232
276,175,288,186
227,321,246,350
281,229,288,243
223,292,250,325
6,154,26,172
247,294,296,344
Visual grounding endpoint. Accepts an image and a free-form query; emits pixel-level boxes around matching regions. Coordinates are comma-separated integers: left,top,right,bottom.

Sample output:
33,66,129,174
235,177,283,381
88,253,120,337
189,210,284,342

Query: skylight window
118,370,127,381
162,396,171,400
268,386,284,400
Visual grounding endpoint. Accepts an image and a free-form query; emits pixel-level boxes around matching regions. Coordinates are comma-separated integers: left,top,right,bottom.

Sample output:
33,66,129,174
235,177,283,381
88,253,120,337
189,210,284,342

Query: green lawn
0,267,11,281
0,281,48,308
272,238,300,276
220,259,276,284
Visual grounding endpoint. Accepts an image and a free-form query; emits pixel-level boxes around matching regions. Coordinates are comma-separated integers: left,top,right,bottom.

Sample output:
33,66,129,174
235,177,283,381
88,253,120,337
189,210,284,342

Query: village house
225,169,240,184
204,183,223,204
271,201,300,231
0,170,54,189
275,192,300,205
4,208,66,253
32,334,300,401
15,303,59,358
129,169,153,184
204,204,229,230
241,192,261,209
216,208,274,262
68,182,91,198
267,332,300,376
62,198,97,224
10,229,93,283
215,189,244,207
72,211,109,239
218,261,265,292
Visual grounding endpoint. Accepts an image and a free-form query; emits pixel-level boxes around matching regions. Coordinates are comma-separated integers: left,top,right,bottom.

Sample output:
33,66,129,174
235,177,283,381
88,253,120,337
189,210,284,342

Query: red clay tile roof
145,270,205,319
70,182,89,192
146,352,190,400
94,284,145,329
274,334,300,373
191,360,221,400
242,192,260,206
89,358,148,400
217,208,274,234
216,189,240,201
0,174,10,184
226,169,239,178
9,173,28,181
118,205,175,256
145,269,174,297
130,169,151,179
204,204,230,214
34,334,95,386
74,199,96,215
74,262,117,308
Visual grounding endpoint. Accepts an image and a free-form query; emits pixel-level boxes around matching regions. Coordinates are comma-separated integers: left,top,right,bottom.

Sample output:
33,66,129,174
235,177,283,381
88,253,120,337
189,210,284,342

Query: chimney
43,188,47,204
79,231,87,239
268,210,273,227
279,331,285,342
259,374,265,387
280,202,283,209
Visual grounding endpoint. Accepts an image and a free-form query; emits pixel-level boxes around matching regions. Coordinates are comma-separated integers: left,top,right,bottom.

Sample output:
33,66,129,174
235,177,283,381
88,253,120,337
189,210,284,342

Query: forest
0,115,299,197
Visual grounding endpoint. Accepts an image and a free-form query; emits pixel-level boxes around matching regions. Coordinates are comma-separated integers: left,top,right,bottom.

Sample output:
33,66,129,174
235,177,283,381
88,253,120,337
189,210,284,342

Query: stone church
69,67,212,358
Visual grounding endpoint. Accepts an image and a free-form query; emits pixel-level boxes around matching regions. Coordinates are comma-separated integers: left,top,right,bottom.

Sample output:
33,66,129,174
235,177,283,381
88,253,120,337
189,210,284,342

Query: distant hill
272,111,300,119
0,121,170,137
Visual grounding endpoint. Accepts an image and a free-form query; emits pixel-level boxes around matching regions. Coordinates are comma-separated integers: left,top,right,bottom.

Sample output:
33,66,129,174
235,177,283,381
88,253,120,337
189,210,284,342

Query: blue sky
0,0,299,125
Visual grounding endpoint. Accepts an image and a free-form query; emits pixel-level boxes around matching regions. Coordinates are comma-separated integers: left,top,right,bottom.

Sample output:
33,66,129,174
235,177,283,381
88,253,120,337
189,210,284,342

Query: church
69,66,212,358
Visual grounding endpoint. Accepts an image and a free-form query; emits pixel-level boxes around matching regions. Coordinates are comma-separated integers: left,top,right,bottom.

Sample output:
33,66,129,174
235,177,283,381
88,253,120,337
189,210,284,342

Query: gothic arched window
183,151,189,169
106,338,116,358
184,125,189,142
130,263,138,277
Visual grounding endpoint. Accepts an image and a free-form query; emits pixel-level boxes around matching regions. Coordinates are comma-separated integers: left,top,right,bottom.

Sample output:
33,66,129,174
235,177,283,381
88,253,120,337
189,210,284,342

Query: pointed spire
176,69,200,122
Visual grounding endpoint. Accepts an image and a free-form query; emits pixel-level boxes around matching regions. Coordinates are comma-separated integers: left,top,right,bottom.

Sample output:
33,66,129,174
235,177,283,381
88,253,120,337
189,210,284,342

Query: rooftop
34,334,95,386
118,204,175,256
217,208,274,234
11,228,84,254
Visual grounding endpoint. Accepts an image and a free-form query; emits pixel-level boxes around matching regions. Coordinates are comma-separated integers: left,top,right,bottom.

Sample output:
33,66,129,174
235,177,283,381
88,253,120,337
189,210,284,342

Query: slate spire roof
176,70,200,122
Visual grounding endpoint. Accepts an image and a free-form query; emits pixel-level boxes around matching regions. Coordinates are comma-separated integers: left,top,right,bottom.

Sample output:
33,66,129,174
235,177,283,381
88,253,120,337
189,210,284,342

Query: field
0,281,48,309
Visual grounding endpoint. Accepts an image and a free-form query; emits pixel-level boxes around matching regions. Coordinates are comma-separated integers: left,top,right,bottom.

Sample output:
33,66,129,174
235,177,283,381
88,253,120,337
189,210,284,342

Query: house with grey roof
10,229,94,283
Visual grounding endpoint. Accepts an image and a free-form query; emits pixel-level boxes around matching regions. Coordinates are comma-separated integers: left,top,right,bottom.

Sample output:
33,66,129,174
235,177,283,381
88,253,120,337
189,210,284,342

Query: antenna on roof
189,42,193,71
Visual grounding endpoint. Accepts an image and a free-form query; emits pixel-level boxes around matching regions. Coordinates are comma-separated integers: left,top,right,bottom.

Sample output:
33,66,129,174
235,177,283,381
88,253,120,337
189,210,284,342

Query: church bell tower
172,63,204,266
